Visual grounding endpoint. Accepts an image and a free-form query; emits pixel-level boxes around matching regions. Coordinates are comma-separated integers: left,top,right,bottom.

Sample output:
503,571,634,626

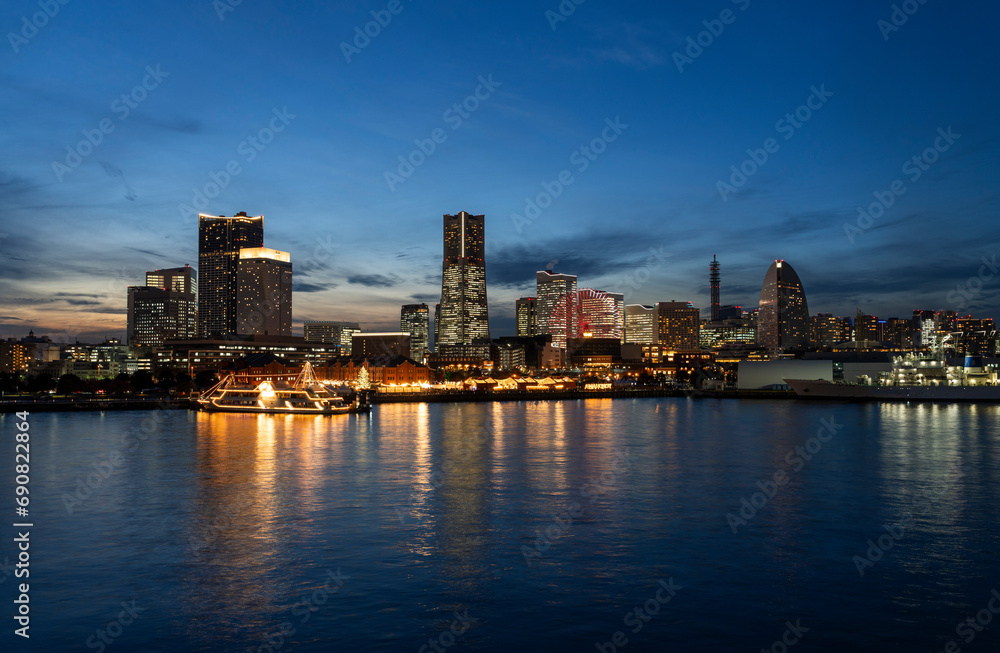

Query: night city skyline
7,5,1000,651
3,1,1000,343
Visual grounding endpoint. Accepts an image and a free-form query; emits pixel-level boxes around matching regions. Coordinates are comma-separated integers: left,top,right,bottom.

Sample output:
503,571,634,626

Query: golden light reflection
183,411,362,637
435,406,492,592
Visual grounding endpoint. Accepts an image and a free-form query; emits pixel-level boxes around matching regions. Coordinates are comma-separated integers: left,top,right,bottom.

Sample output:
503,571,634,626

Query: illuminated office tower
401,303,430,362
127,265,198,347
536,270,577,348
515,297,538,337
656,301,700,350
885,317,914,348
625,304,657,344
810,313,849,349
437,212,490,347
757,259,809,356
198,212,264,337
236,247,292,336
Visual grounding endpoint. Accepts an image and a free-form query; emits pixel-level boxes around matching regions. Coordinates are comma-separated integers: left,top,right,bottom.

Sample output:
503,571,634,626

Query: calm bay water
3,398,1000,652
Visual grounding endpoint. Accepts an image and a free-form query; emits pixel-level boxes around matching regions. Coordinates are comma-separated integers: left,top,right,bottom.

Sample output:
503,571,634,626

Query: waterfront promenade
0,387,799,412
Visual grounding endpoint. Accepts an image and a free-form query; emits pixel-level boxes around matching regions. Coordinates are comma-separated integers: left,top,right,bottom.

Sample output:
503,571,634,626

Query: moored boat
784,378,1000,401
197,362,363,414
785,352,1000,402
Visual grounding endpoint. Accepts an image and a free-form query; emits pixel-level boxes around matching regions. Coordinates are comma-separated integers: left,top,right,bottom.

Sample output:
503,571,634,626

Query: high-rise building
810,313,849,349
438,211,489,347
955,317,997,356
852,313,882,343
710,255,721,321
198,212,264,337
433,303,440,353
303,321,360,353
146,266,198,298
757,260,809,356
401,304,430,362
127,265,198,347
0,340,29,374
936,310,959,332
536,270,577,348
515,297,538,337
236,247,292,336
625,305,657,344
656,301,700,350
885,318,913,348
607,291,625,343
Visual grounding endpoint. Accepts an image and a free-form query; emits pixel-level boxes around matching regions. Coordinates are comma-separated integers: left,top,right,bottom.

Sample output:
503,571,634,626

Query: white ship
786,353,1000,402
197,362,355,414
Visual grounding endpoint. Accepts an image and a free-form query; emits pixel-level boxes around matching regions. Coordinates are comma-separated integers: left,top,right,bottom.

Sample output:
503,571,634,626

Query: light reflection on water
7,399,1000,652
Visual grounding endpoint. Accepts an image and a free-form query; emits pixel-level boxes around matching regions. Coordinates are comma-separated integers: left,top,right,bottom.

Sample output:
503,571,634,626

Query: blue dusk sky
1,0,999,341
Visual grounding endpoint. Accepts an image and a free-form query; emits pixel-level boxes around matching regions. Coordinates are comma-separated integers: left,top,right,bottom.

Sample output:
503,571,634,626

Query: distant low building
737,360,832,390
304,321,360,353
621,346,715,380
154,334,337,375
222,352,300,384
700,319,756,349
316,355,432,385
567,337,621,369
352,332,411,359
496,343,526,370
490,335,551,370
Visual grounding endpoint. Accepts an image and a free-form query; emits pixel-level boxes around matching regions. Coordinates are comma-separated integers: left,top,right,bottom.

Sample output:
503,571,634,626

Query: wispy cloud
347,273,399,288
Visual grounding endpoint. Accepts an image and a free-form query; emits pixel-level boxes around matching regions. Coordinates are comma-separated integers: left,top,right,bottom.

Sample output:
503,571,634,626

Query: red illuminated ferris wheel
549,288,622,341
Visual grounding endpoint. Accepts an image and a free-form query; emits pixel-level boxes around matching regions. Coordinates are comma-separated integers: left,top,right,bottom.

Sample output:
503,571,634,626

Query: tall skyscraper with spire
437,211,489,348
710,255,720,322
198,212,264,337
